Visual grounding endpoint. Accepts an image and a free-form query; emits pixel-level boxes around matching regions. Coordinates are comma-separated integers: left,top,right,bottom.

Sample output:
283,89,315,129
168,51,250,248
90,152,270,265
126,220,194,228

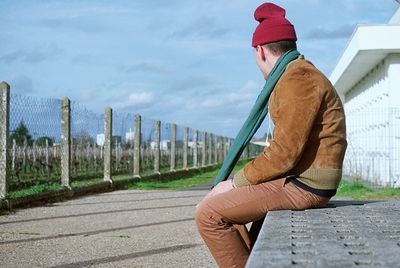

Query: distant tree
35,136,54,147
10,121,33,146
73,130,95,144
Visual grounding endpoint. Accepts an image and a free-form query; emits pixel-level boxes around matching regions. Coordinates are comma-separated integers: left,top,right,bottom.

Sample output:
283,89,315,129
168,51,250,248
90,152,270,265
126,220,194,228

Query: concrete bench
246,200,400,267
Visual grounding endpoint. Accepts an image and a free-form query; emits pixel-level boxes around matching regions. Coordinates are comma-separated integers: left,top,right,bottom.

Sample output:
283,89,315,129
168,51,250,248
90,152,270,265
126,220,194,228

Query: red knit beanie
252,2,297,47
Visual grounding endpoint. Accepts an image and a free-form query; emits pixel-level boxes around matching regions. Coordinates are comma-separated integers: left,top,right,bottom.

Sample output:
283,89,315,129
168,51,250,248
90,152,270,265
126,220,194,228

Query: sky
0,0,399,138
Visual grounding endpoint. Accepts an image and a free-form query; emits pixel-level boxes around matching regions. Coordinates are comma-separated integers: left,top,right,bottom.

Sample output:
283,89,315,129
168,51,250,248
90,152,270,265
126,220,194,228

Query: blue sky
0,0,399,138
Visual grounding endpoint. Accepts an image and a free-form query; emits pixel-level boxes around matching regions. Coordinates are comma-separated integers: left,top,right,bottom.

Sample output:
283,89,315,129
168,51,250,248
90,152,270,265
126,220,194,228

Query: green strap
213,49,301,186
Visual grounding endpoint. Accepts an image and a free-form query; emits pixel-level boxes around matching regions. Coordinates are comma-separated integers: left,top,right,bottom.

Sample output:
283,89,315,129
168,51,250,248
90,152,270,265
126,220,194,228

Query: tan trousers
195,177,330,268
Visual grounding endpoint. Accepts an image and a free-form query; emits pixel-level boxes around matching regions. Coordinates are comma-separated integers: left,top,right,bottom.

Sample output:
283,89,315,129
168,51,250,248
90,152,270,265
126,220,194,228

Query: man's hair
262,40,297,56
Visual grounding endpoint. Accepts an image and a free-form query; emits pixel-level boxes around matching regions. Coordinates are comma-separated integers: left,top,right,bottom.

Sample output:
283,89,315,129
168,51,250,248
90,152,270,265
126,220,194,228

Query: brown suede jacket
233,57,347,190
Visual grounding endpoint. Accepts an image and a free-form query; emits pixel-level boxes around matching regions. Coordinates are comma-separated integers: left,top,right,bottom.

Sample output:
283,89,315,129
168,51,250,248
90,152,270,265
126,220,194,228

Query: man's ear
260,46,266,61
256,45,266,61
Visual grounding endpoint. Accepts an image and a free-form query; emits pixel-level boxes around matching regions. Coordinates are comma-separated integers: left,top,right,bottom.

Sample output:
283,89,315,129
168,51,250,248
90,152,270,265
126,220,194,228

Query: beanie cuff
252,24,297,47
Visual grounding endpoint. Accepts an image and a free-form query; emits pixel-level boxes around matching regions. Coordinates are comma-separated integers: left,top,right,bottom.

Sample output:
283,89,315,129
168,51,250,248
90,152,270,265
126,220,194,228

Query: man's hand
204,180,235,200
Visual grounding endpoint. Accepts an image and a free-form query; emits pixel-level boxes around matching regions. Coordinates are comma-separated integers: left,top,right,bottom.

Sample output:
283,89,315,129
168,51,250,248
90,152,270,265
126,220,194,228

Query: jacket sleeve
234,67,322,187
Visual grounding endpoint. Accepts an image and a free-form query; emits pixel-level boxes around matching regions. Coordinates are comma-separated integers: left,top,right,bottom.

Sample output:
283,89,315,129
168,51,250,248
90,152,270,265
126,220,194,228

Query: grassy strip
70,179,104,188
127,161,248,190
336,179,400,200
3,163,233,199
7,183,65,199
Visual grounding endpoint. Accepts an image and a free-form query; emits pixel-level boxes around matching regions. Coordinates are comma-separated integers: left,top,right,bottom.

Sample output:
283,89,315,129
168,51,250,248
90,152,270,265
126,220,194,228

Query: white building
125,128,134,144
330,7,400,187
150,140,170,150
96,134,105,146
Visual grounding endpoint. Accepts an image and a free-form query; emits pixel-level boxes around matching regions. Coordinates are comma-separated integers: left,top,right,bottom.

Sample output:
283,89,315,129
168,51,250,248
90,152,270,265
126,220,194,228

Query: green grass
126,161,248,190
3,162,245,199
70,178,104,188
336,179,400,200
7,183,65,199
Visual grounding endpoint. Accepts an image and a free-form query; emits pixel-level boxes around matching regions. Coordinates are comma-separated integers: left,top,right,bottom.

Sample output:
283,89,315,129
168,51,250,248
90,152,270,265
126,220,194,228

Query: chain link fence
1,86,265,196
112,112,134,175
70,101,104,182
8,94,61,191
343,108,400,187
160,122,172,172
141,116,156,175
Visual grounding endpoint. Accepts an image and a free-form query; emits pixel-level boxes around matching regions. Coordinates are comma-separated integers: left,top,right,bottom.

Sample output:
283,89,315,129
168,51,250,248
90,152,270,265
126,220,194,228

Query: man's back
235,57,347,192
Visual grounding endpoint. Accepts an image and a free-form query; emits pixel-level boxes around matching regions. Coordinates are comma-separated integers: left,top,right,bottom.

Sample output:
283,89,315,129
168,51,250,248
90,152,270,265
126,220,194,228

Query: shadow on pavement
0,204,196,225
180,183,213,191
52,194,204,207
0,217,194,245
49,243,202,268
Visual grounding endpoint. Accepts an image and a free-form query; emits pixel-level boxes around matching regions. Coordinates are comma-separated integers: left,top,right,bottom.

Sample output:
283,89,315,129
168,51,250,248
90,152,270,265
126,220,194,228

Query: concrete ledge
0,188,71,211
246,200,400,267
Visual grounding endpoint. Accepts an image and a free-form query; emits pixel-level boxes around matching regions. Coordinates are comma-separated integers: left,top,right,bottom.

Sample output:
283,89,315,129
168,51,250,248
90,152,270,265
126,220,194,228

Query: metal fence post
193,129,198,168
170,123,176,171
183,127,188,169
222,137,228,160
11,139,16,171
228,138,232,155
214,134,218,164
218,136,223,163
45,139,49,172
61,97,71,188
154,120,161,174
201,131,206,167
0,82,10,198
133,114,141,177
104,107,112,182
208,132,212,165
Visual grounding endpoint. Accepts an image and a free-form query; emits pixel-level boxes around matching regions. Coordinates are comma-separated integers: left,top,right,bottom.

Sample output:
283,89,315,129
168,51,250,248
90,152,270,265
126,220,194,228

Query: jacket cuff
233,169,251,187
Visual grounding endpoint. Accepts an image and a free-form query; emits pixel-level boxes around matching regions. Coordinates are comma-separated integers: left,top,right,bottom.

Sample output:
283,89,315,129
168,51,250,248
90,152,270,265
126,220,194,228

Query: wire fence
70,101,104,182
0,87,264,196
7,94,62,191
112,112,134,175
7,88,399,195
141,116,156,175
160,122,172,172
343,108,400,187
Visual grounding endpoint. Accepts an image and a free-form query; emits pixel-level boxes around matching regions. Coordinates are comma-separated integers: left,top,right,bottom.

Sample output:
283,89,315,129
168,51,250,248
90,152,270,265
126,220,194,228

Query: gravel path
0,186,215,268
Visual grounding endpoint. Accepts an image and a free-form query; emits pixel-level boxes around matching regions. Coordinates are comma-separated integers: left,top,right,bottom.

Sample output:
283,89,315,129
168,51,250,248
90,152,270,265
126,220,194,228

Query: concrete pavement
0,187,214,268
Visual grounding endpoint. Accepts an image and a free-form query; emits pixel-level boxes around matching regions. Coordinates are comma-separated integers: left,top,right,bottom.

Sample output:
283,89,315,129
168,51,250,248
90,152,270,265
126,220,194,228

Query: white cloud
0,44,64,64
112,91,154,109
190,80,261,109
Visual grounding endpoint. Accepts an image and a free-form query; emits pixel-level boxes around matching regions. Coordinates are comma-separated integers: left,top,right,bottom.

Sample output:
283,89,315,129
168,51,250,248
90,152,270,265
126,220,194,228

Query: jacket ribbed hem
233,169,251,187
296,168,342,190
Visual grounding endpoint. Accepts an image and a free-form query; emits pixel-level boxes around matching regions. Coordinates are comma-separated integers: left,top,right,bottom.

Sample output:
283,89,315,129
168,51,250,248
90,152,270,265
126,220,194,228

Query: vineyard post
133,114,141,177
214,134,218,164
170,123,176,171
183,127,188,169
208,132,212,165
201,131,206,167
193,129,198,168
154,120,160,174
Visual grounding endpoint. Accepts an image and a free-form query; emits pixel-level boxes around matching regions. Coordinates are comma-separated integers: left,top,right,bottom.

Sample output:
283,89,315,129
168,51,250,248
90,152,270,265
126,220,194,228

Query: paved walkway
2,186,399,268
0,187,214,268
